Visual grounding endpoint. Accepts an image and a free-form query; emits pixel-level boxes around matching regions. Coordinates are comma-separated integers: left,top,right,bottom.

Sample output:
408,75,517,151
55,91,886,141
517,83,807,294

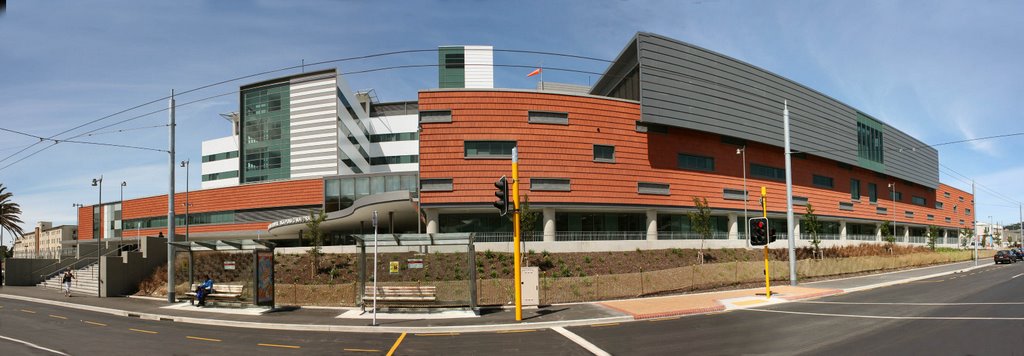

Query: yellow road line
130,328,158,334
414,332,459,336
186,336,221,342
590,322,620,327
20,309,36,314
48,315,67,320
83,320,107,326
345,349,381,353
258,343,301,349
386,332,406,356
496,329,537,334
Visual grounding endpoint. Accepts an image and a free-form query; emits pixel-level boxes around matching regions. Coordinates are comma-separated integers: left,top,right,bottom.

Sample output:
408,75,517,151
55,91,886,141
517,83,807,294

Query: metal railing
847,234,878,241
655,231,729,240
908,236,927,244
556,231,647,241
805,234,841,241
472,232,543,243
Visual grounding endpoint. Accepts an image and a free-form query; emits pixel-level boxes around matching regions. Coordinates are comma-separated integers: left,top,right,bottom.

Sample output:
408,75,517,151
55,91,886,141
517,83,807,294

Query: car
1011,249,1024,261
994,250,1015,264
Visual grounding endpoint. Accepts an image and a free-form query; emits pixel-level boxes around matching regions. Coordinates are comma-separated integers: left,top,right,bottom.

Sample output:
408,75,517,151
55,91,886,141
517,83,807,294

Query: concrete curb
0,293,632,334
631,305,727,320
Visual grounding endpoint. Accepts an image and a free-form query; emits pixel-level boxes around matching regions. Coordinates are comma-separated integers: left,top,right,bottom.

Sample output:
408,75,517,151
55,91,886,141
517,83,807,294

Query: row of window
369,132,418,143
369,155,419,165
202,151,239,163
202,170,239,182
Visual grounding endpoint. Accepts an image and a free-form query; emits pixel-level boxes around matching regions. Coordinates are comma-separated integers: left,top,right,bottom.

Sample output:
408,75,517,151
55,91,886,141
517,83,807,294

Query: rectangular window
850,179,861,200
868,183,877,202
944,192,951,198
927,214,934,221
677,153,715,172
723,189,747,201
813,175,834,189
877,207,888,214
857,118,884,164
893,191,902,201
419,110,452,123
750,163,785,181
912,196,926,206
444,53,465,69
959,196,964,202
905,211,914,218
839,202,854,211
201,170,240,182
935,201,944,209
464,141,516,158
420,178,453,192
528,111,569,125
965,208,971,215
793,196,809,206
530,178,571,191
638,182,670,195
594,145,615,163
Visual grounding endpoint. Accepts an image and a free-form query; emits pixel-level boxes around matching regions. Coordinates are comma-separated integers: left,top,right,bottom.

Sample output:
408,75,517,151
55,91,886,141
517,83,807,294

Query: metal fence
847,234,877,241
655,231,729,240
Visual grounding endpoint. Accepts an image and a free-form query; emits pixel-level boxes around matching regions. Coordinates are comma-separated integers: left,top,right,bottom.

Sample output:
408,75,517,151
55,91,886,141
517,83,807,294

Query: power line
81,124,171,137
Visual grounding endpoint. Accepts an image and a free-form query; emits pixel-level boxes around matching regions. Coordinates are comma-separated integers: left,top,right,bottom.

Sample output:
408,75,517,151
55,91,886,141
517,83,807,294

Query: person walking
62,268,75,297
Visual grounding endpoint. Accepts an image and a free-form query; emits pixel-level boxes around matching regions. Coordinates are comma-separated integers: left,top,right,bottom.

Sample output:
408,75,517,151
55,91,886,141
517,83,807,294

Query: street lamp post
91,176,103,297
737,146,748,243
180,159,193,288
120,181,126,241
888,183,897,241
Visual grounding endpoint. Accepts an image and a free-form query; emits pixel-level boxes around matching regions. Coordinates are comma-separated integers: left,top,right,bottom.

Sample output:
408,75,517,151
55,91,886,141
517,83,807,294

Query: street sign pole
761,186,770,298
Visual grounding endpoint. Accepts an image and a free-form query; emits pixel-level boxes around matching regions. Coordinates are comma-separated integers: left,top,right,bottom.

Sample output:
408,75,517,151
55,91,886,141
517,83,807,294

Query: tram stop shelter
350,233,477,311
168,239,277,308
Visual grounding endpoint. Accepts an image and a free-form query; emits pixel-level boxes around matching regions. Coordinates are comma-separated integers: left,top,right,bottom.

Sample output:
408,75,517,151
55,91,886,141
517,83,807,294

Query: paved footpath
0,259,992,333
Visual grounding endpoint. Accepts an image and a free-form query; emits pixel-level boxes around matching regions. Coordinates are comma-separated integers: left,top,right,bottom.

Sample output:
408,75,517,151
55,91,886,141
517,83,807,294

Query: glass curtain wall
241,83,291,183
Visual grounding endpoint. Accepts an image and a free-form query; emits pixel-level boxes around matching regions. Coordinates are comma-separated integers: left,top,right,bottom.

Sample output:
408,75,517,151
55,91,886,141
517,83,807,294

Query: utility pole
167,89,176,303
783,101,797,286
973,180,977,266
180,159,193,288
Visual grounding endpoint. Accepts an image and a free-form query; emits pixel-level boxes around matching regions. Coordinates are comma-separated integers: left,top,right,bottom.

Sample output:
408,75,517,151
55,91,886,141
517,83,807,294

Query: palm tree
0,184,26,254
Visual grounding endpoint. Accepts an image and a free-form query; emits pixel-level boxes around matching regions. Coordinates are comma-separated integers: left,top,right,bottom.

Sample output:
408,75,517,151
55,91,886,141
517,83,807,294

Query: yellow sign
389,261,400,274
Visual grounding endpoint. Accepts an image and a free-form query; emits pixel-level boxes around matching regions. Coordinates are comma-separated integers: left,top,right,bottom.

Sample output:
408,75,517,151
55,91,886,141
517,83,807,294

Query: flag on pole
527,68,542,77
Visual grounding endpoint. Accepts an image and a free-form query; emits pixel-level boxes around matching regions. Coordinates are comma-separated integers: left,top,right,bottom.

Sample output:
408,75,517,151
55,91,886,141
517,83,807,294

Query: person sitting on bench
194,275,214,307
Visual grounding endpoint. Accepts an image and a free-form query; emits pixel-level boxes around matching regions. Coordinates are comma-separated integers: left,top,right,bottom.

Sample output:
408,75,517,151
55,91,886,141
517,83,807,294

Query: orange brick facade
418,90,973,230
77,178,324,240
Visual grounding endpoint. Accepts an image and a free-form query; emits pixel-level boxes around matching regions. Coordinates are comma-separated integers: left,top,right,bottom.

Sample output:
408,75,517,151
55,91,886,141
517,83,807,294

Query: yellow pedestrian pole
512,147,523,321
761,186,771,299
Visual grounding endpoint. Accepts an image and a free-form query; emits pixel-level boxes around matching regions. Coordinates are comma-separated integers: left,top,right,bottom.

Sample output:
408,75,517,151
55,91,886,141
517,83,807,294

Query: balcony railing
908,236,927,244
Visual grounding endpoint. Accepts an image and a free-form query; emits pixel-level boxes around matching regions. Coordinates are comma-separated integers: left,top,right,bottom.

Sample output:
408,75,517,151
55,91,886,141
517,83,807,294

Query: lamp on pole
888,183,897,241
91,176,103,297
988,215,993,248
737,146,748,243
120,181,126,241
180,159,193,288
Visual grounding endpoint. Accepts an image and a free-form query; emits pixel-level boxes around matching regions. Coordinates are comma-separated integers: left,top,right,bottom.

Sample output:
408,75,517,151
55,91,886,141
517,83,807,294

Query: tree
881,221,895,252
508,194,540,240
802,203,822,259
302,210,327,278
993,230,1002,247
688,197,713,264
926,225,941,251
0,184,25,253
959,227,974,249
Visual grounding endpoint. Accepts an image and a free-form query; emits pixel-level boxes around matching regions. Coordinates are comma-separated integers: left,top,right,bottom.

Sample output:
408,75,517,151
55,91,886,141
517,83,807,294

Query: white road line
742,308,1024,320
0,335,70,355
796,301,1024,306
551,327,611,356
1012,273,1023,279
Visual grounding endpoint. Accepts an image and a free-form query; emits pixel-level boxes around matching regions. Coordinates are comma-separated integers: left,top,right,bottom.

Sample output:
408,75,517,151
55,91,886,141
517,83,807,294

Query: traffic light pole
761,186,771,299
512,147,523,321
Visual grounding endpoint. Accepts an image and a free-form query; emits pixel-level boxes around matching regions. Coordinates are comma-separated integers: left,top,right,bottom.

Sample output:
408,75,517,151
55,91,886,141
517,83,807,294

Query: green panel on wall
438,46,465,88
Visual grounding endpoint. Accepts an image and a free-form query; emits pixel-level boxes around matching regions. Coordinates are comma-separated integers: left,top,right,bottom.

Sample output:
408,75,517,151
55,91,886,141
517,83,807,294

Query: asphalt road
571,262,1024,355
2,262,1021,355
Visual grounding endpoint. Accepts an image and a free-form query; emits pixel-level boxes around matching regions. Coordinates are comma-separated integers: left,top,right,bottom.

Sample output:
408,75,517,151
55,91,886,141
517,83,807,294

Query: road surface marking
743,308,1024,320
258,343,301,349
0,335,70,356
1012,273,1023,279
909,280,942,283
20,309,36,314
186,336,221,342
48,314,67,320
386,332,406,356
649,316,682,322
496,329,537,333
552,327,611,356
129,328,158,334
796,301,1024,306
589,322,619,327
414,332,459,336
344,349,381,353
83,320,107,326
734,299,769,306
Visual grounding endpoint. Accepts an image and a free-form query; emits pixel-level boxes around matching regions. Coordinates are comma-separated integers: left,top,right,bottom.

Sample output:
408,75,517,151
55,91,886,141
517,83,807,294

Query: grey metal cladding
631,32,938,188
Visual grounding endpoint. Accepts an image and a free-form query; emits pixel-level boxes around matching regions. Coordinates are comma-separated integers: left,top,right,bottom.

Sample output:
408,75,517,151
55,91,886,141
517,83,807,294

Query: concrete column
793,222,801,242
543,208,556,242
727,213,738,240
876,223,882,241
425,208,439,234
839,221,847,241
646,209,658,241
904,226,910,241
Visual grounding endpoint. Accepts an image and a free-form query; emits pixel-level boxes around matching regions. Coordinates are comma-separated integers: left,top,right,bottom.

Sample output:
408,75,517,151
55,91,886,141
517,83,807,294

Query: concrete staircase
39,263,100,297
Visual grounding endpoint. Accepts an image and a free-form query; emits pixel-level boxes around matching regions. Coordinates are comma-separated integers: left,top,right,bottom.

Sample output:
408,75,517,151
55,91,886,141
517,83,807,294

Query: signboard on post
254,250,275,307
407,258,424,269
389,261,400,274
223,261,236,270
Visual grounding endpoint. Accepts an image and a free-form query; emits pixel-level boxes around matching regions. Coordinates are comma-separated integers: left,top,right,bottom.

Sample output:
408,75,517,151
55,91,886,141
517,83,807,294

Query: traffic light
749,218,768,246
493,176,510,216
769,227,777,243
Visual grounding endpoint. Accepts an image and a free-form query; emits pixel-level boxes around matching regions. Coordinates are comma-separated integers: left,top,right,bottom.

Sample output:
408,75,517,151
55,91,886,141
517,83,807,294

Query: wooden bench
363,286,437,303
186,283,244,304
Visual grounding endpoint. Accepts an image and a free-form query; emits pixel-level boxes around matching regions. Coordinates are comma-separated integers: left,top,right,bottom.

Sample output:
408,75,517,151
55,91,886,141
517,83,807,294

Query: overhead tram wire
940,163,1022,205
0,48,613,170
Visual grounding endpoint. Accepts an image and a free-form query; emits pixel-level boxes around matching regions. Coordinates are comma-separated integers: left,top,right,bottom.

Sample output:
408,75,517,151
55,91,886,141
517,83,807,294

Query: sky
1,0,1023,245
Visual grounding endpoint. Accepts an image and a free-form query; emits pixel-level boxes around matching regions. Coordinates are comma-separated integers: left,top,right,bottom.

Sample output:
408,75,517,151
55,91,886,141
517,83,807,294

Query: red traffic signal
750,218,769,246
494,176,510,216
